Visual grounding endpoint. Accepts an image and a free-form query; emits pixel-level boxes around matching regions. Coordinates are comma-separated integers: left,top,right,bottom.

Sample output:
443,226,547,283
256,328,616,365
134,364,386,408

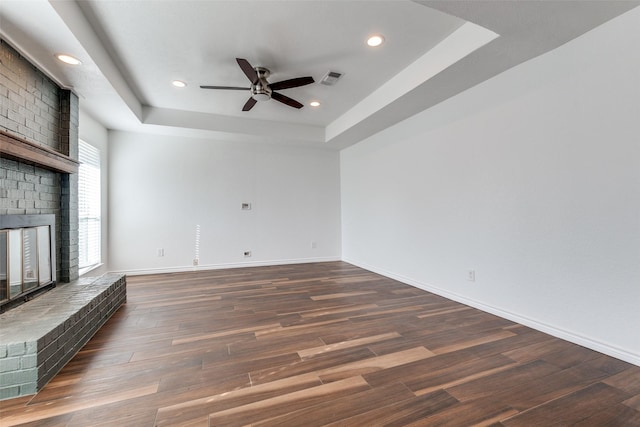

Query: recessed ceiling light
172,80,187,88
310,101,320,107
55,54,81,65
366,35,385,47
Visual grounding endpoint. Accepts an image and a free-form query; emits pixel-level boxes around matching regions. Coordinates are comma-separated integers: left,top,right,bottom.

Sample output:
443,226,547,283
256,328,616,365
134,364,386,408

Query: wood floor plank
171,322,281,345
408,399,519,427
602,366,640,395
155,373,322,426
431,330,517,355
310,290,378,300
227,334,326,360
623,393,640,411
202,351,303,385
367,352,518,394
573,404,640,426
252,382,414,427
446,360,565,402
1,261,638,426
297,332,402,358
0,383,159,427
14,413,74,427
66,403,158,427
501,382,632,426
538,344,603,369
316,346,435,383
207,376,371,426
250,347,377,386
324,389,460,427
299,303,379,318
501,336,575,363
462,361,613,413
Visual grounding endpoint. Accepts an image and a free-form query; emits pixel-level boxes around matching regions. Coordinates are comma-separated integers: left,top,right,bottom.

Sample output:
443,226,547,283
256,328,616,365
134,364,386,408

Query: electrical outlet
193,258,199,266
241,202,252,210
244,251,252,257
311,241,317,249
467,270,476,282
157,248,164,257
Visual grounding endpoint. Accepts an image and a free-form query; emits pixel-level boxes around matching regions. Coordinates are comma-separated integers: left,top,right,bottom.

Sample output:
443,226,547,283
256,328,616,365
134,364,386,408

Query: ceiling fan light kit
250,67,273,101
200,58,315,111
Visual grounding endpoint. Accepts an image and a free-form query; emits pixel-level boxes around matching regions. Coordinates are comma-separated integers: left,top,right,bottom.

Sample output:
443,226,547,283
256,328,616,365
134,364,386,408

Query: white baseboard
108,256,342,277
344,258,640,367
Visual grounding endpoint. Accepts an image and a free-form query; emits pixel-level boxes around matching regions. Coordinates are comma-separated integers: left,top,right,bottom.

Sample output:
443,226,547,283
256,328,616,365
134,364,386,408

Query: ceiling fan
200,58,315,111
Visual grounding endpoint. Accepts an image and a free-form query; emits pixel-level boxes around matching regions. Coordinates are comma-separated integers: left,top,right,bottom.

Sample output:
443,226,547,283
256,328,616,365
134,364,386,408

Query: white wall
108,131,341,273
78,109,109,276
341,8,640,364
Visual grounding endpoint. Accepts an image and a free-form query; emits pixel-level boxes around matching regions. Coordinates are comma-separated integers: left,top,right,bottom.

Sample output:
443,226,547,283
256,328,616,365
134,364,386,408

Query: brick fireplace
1,39,126,400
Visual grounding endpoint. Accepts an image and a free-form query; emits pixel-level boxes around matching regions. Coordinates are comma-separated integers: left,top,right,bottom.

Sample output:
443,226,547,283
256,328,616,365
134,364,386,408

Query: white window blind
78,140,101,270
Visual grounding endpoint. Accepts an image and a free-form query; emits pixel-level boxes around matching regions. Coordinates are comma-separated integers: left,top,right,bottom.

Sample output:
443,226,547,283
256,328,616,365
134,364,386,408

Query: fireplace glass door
0,225,54,306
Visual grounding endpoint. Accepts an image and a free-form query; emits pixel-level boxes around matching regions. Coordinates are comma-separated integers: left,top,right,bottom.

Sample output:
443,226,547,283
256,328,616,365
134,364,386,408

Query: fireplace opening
0,214,57,313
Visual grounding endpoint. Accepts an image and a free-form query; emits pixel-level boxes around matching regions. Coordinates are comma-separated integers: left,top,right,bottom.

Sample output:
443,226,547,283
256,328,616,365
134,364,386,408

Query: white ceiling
1,1,638,149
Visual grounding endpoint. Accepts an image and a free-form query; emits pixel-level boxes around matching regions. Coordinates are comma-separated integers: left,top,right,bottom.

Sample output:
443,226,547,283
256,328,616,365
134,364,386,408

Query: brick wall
0,39,79,282
0,40,62,149
59,90,80,281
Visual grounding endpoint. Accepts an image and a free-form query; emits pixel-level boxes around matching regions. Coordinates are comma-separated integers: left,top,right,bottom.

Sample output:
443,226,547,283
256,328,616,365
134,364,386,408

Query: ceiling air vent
320,71,343,86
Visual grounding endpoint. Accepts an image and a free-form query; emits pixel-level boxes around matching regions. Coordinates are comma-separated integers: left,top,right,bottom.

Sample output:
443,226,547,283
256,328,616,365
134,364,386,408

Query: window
78,140,101,271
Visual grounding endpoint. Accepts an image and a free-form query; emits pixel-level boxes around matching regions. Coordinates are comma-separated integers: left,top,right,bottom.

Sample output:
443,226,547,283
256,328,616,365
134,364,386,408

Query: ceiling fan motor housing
251,67,272,101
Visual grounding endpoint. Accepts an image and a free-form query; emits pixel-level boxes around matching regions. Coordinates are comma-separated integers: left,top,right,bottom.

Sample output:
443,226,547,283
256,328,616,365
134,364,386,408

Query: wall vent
320,71,343,86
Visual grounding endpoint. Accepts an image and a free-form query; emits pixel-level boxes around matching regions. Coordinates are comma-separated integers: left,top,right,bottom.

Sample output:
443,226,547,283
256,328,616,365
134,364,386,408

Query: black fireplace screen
0,215,56,308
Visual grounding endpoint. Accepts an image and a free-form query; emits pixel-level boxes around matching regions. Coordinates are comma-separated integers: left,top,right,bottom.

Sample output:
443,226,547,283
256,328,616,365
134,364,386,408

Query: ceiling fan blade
200,85,250,90
271,92,303,109
236,58,258,84
269,76,315,91
242,97,258,111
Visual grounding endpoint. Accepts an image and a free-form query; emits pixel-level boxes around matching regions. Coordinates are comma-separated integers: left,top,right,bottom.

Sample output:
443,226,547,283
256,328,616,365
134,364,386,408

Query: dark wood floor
1,262,639,426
